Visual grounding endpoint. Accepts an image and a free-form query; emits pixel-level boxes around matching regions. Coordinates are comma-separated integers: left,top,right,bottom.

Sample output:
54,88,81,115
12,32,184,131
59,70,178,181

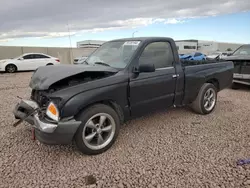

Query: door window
139,42,174,69
23,54,50,59
23,54,35,59
34,54,50,58
194,52,202,57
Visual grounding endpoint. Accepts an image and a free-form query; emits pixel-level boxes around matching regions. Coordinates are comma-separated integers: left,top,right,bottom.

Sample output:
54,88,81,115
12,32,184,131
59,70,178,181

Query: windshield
233,45,250,55
85,41,141,69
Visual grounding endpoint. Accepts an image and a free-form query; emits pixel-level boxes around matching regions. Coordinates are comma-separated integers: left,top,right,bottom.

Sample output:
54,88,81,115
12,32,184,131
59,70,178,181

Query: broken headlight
45,97,62,122
46,101,59,122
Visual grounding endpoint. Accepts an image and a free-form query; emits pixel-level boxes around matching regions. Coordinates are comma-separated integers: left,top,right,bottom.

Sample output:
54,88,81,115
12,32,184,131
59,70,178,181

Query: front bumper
13,99,82,145
0,63,5,71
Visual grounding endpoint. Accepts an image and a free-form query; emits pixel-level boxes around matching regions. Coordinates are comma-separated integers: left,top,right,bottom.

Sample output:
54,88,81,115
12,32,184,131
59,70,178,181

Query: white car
0,53,60,73
206,52,229,60
73,56,88,64
74,56,88,64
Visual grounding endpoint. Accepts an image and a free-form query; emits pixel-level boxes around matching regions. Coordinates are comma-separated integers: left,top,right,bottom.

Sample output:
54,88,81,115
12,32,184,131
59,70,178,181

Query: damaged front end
13,96,82,144
13,64,118,144
13,99,39,126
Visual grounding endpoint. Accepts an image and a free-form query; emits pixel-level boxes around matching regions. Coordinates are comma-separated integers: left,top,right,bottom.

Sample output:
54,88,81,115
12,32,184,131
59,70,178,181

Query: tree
226,48,232,51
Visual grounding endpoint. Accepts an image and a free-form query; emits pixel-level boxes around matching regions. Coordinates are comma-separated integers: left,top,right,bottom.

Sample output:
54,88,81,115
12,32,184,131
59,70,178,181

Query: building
175,39,244,55
175,40,198,54
77,40,106,48
76,39,244,55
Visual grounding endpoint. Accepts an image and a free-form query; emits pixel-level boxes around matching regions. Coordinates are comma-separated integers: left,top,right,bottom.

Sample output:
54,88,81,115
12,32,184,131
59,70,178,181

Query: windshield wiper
94,62,110,67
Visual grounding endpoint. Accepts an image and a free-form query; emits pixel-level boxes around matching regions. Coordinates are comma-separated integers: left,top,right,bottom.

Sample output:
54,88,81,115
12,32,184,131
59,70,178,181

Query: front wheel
5,64,17,73
190,83,217,115
74,104,120,155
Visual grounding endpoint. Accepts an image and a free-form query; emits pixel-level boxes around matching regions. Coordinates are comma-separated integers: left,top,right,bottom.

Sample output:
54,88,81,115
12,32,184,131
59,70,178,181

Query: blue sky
1,11,249,47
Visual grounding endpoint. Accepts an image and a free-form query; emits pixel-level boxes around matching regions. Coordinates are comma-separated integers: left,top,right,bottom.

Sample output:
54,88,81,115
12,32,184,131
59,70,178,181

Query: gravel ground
0,72,250,188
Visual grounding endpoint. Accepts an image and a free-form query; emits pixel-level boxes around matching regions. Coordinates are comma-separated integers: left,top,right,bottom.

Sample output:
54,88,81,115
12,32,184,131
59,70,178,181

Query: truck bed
180,60,234,105
180,59,221,66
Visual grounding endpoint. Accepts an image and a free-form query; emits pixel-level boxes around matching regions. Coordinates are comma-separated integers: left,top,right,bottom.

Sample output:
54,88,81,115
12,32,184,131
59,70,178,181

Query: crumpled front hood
222,55,250,61
29,64,118,90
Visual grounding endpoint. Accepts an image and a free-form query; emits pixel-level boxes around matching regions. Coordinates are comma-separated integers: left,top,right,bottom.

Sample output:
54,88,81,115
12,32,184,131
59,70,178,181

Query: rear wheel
74,104,120,155
190,83,217,115
46,63,53,66
5,64,17,73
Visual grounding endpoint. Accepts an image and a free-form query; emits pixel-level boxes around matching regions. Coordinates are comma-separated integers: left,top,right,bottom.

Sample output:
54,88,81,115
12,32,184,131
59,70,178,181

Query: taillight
56,59,60,62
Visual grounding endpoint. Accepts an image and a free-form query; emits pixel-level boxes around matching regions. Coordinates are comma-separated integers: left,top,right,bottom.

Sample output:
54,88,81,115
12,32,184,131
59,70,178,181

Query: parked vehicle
179,52,206,60
206,52,229,60
0,53,60,73
13,37,234,155
73,56,81,64
221,44,250,88
73,56,88,65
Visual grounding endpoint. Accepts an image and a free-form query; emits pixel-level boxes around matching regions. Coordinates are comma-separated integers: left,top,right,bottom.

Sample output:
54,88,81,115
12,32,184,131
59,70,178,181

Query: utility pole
67,22,74,64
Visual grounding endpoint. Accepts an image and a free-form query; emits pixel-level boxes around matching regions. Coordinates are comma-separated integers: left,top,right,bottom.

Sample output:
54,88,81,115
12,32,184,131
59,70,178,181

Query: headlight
0,60,6,64
46,102,59,121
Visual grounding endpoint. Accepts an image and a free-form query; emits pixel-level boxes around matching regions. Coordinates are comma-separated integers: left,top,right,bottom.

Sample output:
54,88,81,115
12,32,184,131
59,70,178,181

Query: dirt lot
0,72,250,188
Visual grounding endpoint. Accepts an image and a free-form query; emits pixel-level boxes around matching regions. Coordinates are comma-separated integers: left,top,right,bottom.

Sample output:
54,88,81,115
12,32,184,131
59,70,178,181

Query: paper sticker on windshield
124,41,141,46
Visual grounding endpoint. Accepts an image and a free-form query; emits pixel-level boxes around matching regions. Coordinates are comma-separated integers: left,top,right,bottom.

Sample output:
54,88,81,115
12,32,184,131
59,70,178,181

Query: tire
190,83,217,115
46,63,53,66
74,104,120,155
5,64,17,73
231,82,239,90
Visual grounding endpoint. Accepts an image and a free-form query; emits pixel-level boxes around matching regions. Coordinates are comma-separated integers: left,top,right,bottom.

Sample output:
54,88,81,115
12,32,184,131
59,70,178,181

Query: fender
60,82,130,121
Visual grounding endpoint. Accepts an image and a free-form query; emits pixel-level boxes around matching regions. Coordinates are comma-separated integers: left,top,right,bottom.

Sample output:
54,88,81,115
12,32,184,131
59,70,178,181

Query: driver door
129,41,177,118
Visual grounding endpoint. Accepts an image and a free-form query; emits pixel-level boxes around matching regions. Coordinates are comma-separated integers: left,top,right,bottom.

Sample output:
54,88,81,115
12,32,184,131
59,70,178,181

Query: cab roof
109,37,174,43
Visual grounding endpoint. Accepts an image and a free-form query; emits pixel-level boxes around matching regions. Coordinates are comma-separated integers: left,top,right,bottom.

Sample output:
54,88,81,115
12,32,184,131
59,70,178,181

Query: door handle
172,74,179,78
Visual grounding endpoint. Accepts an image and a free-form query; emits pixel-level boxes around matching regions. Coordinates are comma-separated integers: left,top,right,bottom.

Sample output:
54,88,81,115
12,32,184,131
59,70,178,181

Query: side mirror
227,53,232,56
133,63,155,73
18,57,24,60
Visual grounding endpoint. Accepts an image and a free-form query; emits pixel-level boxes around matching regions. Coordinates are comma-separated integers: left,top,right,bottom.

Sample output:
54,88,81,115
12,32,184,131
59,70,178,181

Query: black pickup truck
13,37,234,155
221,44,250,88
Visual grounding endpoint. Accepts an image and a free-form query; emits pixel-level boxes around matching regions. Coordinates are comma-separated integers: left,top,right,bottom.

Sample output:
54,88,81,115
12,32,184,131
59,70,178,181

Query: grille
31,90,49,107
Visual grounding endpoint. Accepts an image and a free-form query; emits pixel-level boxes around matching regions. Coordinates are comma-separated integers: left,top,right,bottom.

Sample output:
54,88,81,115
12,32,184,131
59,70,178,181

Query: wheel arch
206,78,220,91
75,99,125,125
5,63,18,72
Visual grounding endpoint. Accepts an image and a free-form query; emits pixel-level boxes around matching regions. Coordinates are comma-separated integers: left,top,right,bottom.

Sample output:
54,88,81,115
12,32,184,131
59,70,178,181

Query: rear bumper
13,99,82,145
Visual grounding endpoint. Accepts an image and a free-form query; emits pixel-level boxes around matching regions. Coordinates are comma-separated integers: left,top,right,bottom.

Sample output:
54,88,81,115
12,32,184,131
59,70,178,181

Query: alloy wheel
82,113,116,150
